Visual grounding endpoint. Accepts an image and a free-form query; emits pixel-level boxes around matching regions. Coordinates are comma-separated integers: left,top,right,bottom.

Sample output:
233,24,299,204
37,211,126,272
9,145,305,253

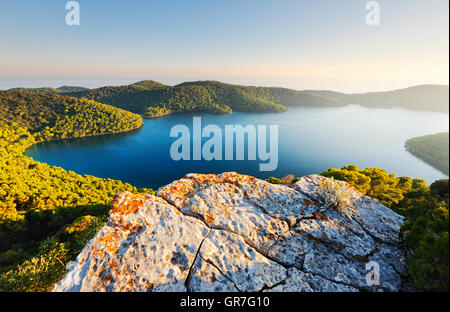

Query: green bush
265,177,283,184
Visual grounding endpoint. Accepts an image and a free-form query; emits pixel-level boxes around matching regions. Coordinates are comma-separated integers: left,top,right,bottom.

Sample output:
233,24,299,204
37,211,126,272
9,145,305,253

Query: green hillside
15,80,344,117
0,91,152,290
174,80,343,110
0,91,143,139
63,80,305,115
405,132,449,175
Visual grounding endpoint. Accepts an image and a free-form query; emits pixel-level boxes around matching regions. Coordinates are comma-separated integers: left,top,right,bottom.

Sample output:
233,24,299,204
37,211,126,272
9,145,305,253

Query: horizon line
1,78,449,95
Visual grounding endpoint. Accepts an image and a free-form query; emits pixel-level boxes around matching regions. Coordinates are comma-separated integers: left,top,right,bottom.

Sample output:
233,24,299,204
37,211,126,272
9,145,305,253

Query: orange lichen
161,173,257,199
344,183,361,195
312,211,329,221
98,232,121,254
156,173,261,215
109,261,118,268
205,212,215,223
126,279,136,288
111,193,149,216
145,282,153,290
93,249,104,257
264,232,276,240
103,273,113,283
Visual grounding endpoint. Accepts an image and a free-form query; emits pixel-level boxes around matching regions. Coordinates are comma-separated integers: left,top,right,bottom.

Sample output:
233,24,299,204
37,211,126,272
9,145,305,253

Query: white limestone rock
53,172,408,292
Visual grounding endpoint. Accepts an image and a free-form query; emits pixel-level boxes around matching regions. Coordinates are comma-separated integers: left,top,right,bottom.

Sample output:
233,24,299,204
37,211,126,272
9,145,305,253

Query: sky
0,0,448,92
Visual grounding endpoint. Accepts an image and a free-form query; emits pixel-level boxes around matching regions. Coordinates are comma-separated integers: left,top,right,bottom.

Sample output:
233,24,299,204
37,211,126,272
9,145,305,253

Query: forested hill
307,85,449,113
0,90,144,224
0,90,145,221
8,81,449,116
0,91,143,141
63,80,342,116
10,80,343,117
174,80,344,109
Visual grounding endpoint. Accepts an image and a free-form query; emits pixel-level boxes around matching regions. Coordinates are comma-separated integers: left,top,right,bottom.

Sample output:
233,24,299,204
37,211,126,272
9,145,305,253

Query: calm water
26,105,449,189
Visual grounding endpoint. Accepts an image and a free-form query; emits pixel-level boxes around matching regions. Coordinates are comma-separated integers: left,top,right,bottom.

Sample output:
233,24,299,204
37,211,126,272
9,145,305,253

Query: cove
26,105,449,189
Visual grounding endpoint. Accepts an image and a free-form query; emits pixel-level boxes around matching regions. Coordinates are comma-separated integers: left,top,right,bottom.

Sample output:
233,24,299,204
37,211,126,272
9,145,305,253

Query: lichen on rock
53,172,408,292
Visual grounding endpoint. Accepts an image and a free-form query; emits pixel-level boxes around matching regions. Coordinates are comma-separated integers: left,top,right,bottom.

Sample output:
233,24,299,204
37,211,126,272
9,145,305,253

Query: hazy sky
0,0,448,92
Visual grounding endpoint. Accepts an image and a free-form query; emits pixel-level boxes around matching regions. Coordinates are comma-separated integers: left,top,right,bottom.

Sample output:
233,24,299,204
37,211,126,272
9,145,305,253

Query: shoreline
405,145,449,176
143,111,173,119
23,123,144,152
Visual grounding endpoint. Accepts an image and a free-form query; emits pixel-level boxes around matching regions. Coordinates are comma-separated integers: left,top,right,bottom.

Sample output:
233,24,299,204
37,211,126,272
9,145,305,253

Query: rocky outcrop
53,172,408,292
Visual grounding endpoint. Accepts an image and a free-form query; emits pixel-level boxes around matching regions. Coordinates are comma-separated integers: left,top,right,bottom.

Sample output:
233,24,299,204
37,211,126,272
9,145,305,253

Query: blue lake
26,105,449,189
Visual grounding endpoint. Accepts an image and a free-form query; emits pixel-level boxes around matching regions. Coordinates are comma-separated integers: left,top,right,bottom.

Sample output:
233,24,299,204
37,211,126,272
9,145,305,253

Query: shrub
317,177,357,220
265,177,283,184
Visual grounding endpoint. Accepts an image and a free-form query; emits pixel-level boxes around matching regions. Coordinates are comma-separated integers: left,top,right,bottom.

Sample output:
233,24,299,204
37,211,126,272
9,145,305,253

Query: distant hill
308,85,449,113
43,80,344,116
405,132,449,175
176,80,343,109
9,81,449,116
56,86,90,92
9,86,90,94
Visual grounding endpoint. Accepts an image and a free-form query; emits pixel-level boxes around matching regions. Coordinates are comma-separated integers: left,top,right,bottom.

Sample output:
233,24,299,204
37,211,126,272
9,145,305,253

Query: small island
144,106,173,118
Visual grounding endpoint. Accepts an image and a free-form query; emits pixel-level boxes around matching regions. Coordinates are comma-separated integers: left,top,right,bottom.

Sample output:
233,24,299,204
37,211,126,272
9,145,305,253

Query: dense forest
0,91,153,291
267,166,449,292
10,81,449,116
405,132,449,175
60,80,313,115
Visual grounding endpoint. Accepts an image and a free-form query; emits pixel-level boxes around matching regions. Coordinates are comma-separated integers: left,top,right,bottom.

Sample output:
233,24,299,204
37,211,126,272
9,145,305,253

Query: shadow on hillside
0,203,111,253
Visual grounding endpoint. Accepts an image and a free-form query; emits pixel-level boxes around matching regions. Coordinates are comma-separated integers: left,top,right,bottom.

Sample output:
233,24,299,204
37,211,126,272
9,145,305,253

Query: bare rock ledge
53,172,409,292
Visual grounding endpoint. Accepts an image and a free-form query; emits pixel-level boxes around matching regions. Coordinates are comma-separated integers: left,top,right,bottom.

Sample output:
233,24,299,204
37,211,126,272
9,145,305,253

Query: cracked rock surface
53,172,408,292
